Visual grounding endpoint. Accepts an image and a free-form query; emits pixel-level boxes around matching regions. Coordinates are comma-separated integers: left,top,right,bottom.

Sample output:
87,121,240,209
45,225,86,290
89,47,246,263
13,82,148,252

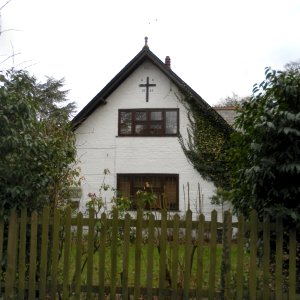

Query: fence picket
289,228,296,300
249,210,258,300
262,217,270,300
196,214,204,300
28,211,38,300
183,210,192,300
50,208,61,299
75,212,83,300
87,208,95,299
62,207,72,300
208,210,217,300
146,213,155,300
221,210,232,300
171,214,180,300
18,209,27,300
110,209,118,299
0,217,3,298
158,210,167,300
5,209,18,299
39,206,50,300
0,206,298,299
275,217,283,300
134,208,143,300
122,213,131,300
98,213,107,300
236,214,245,300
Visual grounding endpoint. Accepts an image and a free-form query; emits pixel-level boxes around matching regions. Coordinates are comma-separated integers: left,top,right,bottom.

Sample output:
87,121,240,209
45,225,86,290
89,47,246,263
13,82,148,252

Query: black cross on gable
139,77,156,102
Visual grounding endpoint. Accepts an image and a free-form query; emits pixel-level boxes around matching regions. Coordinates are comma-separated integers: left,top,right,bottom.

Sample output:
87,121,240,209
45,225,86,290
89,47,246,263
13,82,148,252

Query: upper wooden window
118,108,179,136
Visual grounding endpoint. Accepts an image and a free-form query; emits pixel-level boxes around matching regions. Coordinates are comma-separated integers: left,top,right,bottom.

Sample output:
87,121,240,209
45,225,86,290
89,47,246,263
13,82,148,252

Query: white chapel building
72,39,232,219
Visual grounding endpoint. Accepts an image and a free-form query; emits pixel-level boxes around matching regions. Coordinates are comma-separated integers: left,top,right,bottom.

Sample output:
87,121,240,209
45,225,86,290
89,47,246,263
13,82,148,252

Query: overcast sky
1,0,300,112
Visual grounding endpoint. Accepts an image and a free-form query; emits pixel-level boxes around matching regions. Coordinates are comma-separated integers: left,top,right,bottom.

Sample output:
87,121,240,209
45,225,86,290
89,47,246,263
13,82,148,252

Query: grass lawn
58,240,250,290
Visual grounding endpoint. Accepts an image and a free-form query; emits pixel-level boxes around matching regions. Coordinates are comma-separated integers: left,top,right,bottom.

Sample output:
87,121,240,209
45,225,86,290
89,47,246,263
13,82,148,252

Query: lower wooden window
117,174,179,210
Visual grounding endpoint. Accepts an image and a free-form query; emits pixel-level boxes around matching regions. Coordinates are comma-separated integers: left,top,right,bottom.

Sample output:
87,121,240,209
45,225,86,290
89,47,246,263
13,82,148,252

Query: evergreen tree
0,69,78,216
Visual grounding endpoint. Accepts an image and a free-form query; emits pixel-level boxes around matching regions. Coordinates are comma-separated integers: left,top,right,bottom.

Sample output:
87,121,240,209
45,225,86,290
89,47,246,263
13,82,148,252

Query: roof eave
72,47,152,128
72,47,232,133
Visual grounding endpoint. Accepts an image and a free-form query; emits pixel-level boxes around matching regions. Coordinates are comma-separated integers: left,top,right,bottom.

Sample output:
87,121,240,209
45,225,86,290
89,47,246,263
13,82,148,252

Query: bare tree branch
0,0,12,11
0,52,20,65
1,28,22,34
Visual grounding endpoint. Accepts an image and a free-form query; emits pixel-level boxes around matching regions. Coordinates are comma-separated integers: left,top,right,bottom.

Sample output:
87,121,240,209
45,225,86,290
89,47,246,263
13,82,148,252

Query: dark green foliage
229,67,300,225
179,96,233,189
0,69,78,216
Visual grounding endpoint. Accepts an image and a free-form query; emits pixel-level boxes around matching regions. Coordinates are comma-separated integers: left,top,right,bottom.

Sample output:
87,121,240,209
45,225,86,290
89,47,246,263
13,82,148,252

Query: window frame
118,108,179,136
117,173,179,211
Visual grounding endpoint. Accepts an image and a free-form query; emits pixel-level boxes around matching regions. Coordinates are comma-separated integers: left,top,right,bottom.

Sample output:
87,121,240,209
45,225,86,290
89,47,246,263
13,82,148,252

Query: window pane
120,112,132,134
135,124,148,135
149,124,162,135
148,176,161,188
118,176,131,198
151,111,162,121
165,111,177,134
135,111,147,121
164,176,177,210
133,176,145,189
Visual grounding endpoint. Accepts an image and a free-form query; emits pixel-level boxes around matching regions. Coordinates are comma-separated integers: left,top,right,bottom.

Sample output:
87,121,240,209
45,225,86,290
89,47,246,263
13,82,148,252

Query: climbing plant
178,91,233,190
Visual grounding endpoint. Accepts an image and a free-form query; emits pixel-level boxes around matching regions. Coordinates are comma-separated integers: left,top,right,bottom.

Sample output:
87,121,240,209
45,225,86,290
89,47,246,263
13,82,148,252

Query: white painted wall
75,60,225,220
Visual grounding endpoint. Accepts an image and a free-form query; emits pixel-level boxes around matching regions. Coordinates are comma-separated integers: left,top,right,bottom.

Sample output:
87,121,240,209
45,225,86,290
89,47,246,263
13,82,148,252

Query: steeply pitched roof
72,44,232,132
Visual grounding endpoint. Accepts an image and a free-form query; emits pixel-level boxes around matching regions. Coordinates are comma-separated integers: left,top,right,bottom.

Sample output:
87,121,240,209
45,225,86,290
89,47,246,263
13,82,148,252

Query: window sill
116,135,179,138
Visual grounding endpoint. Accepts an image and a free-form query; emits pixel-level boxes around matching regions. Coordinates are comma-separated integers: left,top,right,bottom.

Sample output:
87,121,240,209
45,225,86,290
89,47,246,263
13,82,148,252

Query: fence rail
0,207,299,299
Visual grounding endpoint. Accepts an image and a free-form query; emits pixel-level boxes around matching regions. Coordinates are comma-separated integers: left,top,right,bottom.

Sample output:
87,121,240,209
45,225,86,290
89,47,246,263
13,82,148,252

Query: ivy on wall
178,92,233,190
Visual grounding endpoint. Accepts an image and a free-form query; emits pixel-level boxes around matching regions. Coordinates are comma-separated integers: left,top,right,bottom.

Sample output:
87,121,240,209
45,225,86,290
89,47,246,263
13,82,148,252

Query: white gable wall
75,61,224,220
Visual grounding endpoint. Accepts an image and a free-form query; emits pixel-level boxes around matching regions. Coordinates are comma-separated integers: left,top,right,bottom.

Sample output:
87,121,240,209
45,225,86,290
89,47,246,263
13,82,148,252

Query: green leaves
178,93,232,190
229,66,300,226
0,69,78,216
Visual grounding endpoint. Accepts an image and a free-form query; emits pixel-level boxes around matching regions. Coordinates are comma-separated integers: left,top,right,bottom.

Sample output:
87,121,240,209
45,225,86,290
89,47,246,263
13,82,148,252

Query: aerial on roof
72,37,229,130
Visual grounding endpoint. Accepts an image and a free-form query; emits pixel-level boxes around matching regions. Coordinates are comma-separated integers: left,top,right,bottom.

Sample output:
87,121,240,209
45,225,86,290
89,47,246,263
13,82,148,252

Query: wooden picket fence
0,206,299,299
